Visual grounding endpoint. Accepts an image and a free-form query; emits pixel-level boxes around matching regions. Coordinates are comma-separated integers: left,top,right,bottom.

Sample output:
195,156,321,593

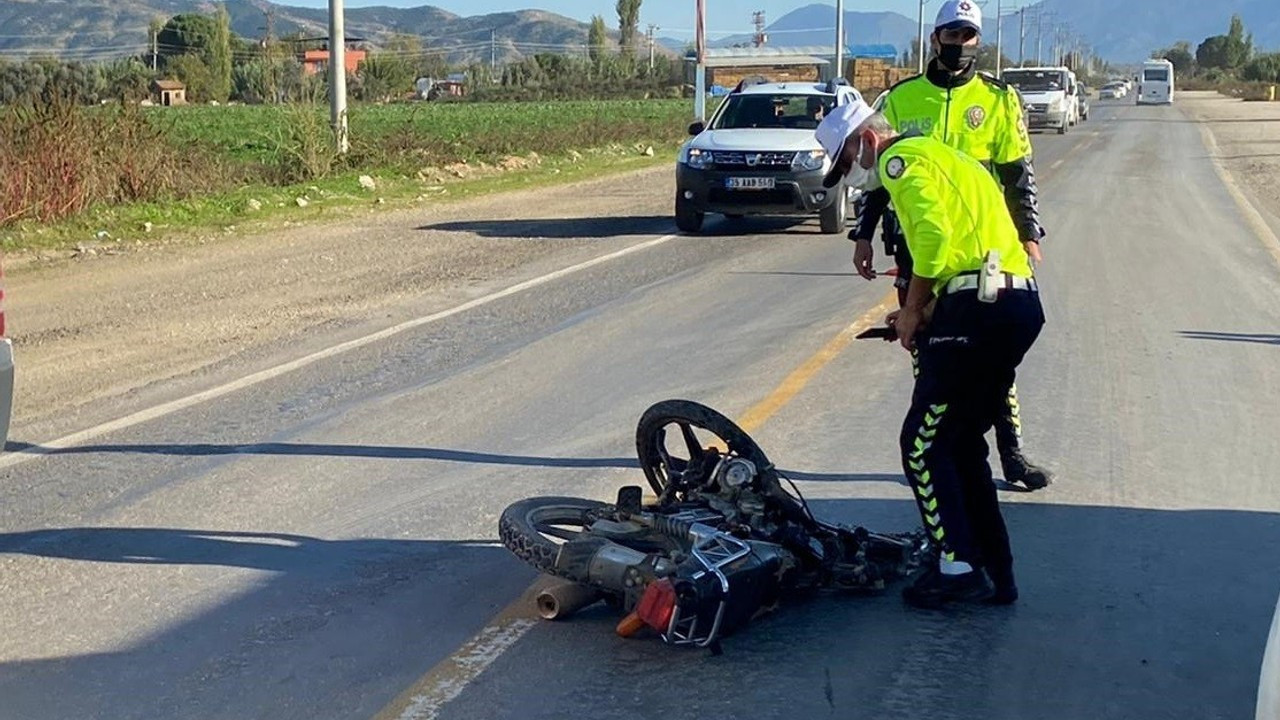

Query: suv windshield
1003,71,1065,92
711,93,836,130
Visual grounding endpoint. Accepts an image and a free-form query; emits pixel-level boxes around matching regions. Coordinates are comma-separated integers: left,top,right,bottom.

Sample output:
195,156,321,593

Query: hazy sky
280,1,1001,40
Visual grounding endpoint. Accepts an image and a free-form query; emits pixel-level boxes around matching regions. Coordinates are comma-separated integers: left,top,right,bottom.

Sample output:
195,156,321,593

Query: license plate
726,177,775,190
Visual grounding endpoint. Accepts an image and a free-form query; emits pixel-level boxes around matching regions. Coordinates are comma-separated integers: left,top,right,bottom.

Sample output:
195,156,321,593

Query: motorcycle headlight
685,148,711,170
793,149,826,172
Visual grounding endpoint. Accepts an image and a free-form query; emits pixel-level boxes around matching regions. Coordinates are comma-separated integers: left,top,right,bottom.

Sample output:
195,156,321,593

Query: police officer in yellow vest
852,0,1051,493
817,98,1044,608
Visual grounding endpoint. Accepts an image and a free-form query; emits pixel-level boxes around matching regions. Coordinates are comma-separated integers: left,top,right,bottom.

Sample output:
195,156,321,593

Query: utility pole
917,0,928,73
265,7,277,103
1017,6,1025,67
694,0,706,122
151,28,158,72
1035,7,1043,65
751,11,766,48
647,24,657,70
834,0,845,79
490,29,496,74
994,0,1003,78
328,0,348,154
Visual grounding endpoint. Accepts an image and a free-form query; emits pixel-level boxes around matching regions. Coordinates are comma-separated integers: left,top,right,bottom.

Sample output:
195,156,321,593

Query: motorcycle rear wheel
499,496,608,580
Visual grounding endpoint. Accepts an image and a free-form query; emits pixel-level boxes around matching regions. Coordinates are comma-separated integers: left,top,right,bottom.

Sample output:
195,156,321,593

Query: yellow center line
374,287,900,720
374,124,1099,720
737,289,898,433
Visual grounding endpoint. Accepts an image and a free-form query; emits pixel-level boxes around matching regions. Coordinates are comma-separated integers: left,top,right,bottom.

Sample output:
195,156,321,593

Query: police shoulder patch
886,156,906,179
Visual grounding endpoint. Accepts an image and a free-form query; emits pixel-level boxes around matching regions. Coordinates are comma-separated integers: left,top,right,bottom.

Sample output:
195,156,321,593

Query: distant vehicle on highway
676,77,864,234
1099,81,1127,99
0,258,13,454
1003,66,1079,134
1138,58,1175,105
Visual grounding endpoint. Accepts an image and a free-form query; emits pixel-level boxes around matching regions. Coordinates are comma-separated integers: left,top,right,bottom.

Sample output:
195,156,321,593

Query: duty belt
941,272,1038,296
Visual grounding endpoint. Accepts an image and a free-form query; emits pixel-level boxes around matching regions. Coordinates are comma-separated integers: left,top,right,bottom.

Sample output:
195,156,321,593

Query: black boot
902,566,993,609
1001,451,1053,491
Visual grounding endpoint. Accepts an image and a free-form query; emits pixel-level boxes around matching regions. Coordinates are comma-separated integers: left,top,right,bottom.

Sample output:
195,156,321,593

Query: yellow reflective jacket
854,63,1043,245
877,135,1032,288
880,71,1032,165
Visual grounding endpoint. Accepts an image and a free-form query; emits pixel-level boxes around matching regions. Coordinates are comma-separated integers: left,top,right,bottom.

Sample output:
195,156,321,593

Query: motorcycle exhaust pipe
536,581,602,621
553,537,649,593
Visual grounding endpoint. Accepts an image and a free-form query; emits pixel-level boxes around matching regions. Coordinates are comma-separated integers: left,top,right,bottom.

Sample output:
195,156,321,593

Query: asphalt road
3,98,1279,720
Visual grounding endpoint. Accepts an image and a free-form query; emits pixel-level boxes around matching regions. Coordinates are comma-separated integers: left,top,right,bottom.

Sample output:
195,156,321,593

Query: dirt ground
2,165,673,443
1179,90,1280,236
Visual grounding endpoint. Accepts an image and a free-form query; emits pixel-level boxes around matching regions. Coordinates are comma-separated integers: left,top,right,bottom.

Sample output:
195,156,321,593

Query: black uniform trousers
884,213,1029,461
899,284,1044,570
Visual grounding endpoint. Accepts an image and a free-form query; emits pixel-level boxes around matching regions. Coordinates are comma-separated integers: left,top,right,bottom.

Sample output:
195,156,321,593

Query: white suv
676,78,864,234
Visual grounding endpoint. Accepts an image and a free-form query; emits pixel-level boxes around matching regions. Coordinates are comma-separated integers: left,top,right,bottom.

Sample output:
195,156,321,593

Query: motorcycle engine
694,456,769,531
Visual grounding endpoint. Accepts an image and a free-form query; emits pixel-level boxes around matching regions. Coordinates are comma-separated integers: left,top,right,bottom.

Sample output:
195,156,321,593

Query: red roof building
301,48,366,76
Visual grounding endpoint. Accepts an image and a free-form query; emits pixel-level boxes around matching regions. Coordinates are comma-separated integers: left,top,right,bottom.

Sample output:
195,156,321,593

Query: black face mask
937,43,978,72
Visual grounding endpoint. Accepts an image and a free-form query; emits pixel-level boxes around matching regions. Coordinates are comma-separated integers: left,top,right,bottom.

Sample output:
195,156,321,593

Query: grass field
1,98,694,252
160,99,692,166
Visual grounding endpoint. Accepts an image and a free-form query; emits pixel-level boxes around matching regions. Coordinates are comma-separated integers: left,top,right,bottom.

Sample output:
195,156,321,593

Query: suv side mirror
688,121,705,135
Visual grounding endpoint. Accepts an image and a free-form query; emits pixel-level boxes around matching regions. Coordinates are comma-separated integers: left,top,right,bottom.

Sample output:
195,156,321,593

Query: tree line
0,0,685,106
1153,14,1280,84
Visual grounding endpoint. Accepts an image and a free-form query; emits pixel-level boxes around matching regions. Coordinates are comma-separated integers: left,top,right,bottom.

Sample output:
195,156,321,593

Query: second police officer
849,0,1052,491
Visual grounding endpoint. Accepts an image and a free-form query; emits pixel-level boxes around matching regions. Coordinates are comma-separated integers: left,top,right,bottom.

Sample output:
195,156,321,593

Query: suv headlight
684,147,711,170
793,149,826,172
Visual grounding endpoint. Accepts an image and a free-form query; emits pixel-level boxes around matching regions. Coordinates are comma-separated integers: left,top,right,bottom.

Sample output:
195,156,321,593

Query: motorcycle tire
635,399,773,498
499,496,608,580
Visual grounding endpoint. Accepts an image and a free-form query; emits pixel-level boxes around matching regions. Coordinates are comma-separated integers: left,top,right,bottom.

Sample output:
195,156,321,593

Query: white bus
1138,59,1174,105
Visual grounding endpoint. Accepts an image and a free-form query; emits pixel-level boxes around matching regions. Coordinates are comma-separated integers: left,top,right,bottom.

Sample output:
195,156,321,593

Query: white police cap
934,0,982,32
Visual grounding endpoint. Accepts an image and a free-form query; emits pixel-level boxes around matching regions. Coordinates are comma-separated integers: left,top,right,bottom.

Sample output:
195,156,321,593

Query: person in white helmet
849,0,1052,496
817,98,1045,608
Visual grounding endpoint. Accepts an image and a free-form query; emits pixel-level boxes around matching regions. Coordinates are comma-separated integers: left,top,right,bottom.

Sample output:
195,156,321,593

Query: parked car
676,77,865,234
0,258,13,454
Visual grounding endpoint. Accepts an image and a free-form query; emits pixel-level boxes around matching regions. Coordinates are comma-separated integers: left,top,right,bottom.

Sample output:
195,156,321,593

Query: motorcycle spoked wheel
634,399,774,500
498,496,609,581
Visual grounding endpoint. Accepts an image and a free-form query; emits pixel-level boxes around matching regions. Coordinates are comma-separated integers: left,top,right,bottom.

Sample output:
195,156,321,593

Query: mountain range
0,0,599,65
2,0,1278,65
697,1,1279,63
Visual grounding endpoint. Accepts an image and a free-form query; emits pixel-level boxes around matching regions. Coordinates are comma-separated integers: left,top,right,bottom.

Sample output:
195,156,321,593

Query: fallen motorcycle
499,399,926,649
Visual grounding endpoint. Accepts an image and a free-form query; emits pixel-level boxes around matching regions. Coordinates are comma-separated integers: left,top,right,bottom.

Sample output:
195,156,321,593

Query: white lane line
1193,120,1280,269
1050,158,1066,170
0,233,680,472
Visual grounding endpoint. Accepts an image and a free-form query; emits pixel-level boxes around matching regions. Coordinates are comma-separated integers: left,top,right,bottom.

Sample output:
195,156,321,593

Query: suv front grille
711,151,796,169
709,188,795,205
